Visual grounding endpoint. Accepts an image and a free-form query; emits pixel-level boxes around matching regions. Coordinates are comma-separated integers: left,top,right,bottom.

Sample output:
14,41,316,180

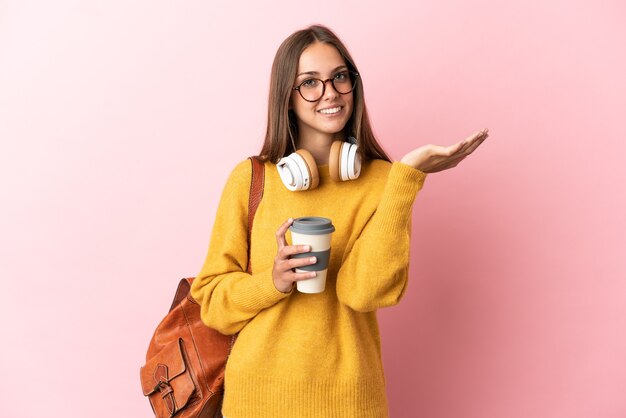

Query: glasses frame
293,71,360,102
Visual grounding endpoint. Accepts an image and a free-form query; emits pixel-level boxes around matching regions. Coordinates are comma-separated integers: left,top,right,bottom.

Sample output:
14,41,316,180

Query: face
290,42,354,143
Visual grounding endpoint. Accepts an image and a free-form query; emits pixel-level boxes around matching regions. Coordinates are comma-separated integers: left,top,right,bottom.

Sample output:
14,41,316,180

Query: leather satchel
140,156,265,418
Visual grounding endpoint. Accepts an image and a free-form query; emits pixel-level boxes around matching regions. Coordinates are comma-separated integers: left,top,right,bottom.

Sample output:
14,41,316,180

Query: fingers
291,271,317,282
275,218,293,249
275,246,315,272
406,128,490,173
443,131,488,169
446,154,469,168
273,248,317,290
464,130,489,153
464,133,488,154
473,128,489,139
457,129,489,155
284,254,317,270
275,244,316,274
278,269,318,283
447,137,486,168
447,139,472,157
447,141,465,156
464,128,489,144
279,244,312,259
460,129,484,145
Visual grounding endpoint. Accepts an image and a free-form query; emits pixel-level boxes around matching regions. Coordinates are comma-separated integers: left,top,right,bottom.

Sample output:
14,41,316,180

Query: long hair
259,24,391,164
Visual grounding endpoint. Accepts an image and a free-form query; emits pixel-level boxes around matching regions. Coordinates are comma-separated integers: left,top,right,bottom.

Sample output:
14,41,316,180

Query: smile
318,106,342,115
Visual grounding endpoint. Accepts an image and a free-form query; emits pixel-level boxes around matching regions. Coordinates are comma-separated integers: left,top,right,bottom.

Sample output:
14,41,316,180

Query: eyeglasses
293,71,359,102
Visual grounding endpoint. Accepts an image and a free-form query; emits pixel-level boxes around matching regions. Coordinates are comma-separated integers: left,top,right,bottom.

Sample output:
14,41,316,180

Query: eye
334,71,349,82
301,78,319,88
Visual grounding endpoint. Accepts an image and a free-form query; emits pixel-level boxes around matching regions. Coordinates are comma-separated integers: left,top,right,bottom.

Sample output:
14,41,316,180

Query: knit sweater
191,157,427,418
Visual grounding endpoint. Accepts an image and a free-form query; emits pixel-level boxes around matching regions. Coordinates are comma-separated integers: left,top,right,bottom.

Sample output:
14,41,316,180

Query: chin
321,121,351,134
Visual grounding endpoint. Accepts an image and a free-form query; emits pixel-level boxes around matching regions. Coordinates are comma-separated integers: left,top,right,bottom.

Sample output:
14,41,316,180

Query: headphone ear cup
329,141,360,181
345,143,361,180
329,141,343,182
295,149,319,190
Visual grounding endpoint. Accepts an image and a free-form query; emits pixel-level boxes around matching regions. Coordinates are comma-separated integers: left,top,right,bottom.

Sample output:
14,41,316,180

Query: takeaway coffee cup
289,216,335,293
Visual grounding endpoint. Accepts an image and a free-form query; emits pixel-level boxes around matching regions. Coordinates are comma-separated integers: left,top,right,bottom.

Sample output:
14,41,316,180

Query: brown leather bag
140,156,265,418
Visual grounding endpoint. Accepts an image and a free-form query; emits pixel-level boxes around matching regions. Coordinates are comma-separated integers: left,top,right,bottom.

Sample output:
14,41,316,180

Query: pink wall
1,1,625,417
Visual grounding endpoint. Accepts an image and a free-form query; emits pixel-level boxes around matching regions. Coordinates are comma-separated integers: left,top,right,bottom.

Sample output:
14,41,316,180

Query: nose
321,78,339,100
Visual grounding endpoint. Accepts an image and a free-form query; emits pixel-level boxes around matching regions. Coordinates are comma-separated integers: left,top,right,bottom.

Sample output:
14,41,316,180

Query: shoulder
230,158,253,177
366,158,393,174
224,157,276,191
220,159,254,196
226,158,253,181
360,158,393,185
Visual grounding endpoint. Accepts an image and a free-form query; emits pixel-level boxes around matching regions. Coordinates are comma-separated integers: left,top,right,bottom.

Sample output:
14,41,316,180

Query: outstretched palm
401,129,490,173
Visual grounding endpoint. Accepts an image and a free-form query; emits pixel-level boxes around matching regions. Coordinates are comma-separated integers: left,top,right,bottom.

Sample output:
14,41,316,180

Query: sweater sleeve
335,162,427,312
190,159,293,335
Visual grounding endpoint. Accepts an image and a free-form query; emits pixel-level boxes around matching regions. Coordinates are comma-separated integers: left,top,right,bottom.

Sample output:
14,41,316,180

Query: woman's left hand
400,128,490,173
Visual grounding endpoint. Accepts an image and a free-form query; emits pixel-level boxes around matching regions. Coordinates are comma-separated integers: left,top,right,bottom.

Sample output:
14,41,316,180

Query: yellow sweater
191,158,427,418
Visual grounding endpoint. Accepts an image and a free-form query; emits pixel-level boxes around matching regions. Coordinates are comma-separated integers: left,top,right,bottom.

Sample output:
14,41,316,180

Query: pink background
1,0,625,417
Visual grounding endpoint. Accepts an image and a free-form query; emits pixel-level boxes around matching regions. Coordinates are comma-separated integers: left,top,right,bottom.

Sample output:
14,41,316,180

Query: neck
296,131,345,165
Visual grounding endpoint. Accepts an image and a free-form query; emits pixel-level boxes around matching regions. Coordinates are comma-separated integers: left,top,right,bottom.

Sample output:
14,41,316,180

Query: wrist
398,159,426,173
274,280,293,294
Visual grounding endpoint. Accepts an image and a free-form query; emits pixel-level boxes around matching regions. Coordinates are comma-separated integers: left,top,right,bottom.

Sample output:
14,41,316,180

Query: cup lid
290,217,335,235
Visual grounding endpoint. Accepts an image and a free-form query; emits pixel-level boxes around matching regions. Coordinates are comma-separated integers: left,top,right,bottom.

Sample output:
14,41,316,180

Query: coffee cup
289,217,335,293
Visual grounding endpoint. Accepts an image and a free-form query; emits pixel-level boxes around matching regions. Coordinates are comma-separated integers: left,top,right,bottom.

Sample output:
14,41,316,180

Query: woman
191,24,489,417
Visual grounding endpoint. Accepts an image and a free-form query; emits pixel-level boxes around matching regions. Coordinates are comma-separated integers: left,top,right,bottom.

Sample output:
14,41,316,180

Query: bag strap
171,157,265,311
170,279,192,311
247,156,265,274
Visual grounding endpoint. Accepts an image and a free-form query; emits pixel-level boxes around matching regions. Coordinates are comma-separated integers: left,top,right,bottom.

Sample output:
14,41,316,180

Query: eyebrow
296,65,348,78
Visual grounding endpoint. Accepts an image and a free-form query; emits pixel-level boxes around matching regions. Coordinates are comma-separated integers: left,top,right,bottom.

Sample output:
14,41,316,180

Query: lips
317,106,343,115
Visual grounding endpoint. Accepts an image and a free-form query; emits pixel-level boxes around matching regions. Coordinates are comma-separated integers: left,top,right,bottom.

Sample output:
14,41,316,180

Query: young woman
191,24,489,417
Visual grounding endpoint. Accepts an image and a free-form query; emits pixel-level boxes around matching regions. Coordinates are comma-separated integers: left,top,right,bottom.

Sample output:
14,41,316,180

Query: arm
336,128,489,311
335,162,427,312
190,160,292,335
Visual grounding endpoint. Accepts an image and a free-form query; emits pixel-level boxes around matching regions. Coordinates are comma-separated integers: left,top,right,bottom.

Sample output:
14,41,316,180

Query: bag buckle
153,364,177,416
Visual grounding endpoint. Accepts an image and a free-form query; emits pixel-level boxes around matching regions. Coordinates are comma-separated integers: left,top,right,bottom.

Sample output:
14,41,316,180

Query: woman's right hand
273,218,318,293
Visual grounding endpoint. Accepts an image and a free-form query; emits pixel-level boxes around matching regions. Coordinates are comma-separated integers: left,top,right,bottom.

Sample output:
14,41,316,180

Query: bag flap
140,338,188,396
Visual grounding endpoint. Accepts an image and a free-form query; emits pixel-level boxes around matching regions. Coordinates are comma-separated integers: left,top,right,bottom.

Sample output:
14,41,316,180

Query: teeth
319,106,341,114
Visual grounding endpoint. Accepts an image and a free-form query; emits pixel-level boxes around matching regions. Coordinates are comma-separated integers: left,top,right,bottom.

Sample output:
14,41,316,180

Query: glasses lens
332,72,356,94
299,79,324,101
297,72,358,102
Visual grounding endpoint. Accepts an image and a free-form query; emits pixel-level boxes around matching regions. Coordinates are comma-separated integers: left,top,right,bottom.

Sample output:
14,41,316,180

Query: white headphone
276,137,361,192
